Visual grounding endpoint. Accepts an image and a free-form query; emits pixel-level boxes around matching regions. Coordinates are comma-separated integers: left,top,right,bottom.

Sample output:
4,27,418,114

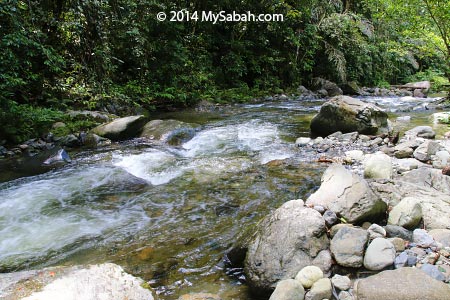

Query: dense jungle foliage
0,0,449,143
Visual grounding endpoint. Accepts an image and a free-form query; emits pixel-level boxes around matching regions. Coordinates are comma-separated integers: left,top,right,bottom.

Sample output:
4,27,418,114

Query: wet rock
295,266,323,289
140,119,199,145
355,268,450,300
306,164,387,224
363,238,396,270
269,279,304,300
244,201,329,292
305,278,332,300
363,152,392,179
0,263,153,300
82,133,111,148
91,115,147,141
341,81,360,95
323,210,338,227
367,224,386,239
42,148,71,165
421,264,446,282
310,96,389,137
330,227,368,268
429,229,450,247
331,274,351,291
388,197,422,229
404,126,436,139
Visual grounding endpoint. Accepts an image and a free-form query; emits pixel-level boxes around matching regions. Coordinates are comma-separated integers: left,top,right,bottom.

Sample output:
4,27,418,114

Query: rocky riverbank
232,95,450,300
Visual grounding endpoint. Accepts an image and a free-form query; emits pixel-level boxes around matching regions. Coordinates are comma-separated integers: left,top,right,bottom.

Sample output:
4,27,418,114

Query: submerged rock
0,263,153,300
310,96,389,136
140,119,199,145
42,148,71,165
244,200,329,292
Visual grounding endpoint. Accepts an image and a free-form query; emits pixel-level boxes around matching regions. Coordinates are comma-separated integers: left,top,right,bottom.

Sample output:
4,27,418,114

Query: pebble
338,291,354,300
323,210,338,227
305,278,332,300
367,224,386,240
331,274,351,291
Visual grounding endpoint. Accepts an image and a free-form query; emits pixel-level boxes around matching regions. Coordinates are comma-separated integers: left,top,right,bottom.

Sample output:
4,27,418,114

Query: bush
405,69,450,92
0,100,63,143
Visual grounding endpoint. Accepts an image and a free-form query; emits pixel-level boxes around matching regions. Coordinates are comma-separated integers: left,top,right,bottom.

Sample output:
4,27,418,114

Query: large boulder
0,263,154,300
355,268,450,300
140,119,199,145
244,200,329,292
91,115,147,141
311,78,343,97
370,168,450,230
306,164,387,224
310,96,389,136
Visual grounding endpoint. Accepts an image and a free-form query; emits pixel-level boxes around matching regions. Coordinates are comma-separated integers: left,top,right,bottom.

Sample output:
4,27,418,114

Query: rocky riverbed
1,94,450,299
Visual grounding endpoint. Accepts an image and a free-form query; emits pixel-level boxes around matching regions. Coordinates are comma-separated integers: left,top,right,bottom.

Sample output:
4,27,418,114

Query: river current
0,96,446,298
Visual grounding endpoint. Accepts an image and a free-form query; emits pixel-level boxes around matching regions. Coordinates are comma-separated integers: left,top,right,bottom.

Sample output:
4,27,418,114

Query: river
0,96,447,299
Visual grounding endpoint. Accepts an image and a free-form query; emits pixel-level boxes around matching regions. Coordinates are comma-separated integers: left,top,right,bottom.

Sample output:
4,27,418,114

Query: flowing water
0,96,447,299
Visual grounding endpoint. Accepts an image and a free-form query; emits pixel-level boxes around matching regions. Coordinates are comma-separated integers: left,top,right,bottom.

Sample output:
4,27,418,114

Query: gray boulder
244,200,329,292
311,77,343,97
363,238,396,271
384,225,413,241
310,96,389,136
91,115,147,141
269,279,305,300
355,268,450,300
330,227,368,268
306,164,387,224
413,229,435,248
140,119,199,145
388,197,422,229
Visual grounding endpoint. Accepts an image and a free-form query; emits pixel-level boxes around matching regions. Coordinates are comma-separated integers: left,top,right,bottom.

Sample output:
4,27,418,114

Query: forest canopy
0,0,449,142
